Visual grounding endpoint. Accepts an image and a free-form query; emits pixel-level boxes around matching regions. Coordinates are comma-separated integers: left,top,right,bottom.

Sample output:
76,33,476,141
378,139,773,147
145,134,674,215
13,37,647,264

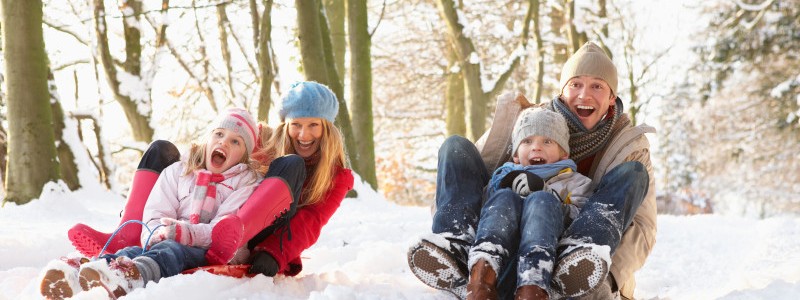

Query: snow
2,174,800,300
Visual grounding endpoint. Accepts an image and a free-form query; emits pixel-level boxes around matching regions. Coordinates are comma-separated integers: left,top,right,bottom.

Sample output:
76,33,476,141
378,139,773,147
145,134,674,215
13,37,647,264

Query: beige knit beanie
559,42,618,94
512,107,570,155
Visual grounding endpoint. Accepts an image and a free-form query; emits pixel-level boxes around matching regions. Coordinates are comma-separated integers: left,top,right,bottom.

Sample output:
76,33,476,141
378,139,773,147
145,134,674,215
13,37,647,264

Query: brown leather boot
466,259,498,300
515,285,548,300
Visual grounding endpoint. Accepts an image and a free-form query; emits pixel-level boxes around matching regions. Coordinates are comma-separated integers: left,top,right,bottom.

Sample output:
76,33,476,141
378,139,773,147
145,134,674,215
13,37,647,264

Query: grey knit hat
559,42,618,94
512,107,570,155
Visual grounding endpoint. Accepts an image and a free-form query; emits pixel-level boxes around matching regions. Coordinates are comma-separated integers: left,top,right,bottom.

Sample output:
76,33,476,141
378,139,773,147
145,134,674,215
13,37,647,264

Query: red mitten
152,218,196,247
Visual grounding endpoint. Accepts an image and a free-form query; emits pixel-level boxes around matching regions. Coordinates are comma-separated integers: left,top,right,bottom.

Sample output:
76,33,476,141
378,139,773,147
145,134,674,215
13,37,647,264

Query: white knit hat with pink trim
213,108,257,155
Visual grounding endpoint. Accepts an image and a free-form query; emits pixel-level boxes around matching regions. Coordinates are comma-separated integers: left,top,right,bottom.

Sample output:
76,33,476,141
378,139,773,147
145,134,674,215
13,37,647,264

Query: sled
182,264,256,278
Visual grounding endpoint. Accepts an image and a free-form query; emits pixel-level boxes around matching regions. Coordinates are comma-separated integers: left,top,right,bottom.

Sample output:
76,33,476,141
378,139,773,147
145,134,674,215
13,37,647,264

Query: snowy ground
1,177,800,300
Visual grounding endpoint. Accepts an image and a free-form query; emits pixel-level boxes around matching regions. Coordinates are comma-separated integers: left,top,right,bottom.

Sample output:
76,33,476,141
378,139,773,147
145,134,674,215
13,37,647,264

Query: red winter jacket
253,167,354,276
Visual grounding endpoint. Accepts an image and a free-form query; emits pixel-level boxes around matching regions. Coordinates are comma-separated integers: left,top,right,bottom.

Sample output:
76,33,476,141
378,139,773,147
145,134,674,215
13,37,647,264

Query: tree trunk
436,0,487,141
526,0,544,103
94,0,154,142
597,0,613,59
2,0,60,204
445,41,466,137
121,0,142,75
48,70,80,190
256,0,274,122
550,1,569,70
436,0,532,141
323,0,345,81
249,0,260,50
295,0,357,168
216,3,235,104
348,0,378,189
295,0,329,83
318,2,358,172
566,0,581,54
0,24,7,183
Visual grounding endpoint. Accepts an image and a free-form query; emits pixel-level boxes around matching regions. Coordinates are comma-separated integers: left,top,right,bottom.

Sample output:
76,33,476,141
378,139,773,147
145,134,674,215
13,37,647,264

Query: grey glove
499,170,544,197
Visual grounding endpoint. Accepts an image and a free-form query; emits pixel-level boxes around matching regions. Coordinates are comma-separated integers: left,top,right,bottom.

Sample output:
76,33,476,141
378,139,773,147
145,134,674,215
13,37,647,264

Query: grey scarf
548,96,624,162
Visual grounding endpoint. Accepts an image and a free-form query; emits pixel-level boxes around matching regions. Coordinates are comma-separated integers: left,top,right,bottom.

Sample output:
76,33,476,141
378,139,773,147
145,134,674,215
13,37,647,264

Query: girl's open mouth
210,149,227,168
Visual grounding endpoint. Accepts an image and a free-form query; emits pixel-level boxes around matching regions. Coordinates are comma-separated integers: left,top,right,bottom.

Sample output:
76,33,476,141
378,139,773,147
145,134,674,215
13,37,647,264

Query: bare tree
435,0,534,141
444,40,465,136
92,0,155,142
295,0,357,165
324,0,346,80
348,0,378,188
3,0,60,204
255,0,275,122
48,69,80,190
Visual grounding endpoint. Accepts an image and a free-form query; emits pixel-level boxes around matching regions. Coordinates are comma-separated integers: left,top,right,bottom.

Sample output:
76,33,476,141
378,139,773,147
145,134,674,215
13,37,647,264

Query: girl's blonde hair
259,118,347,207
183,130,259,176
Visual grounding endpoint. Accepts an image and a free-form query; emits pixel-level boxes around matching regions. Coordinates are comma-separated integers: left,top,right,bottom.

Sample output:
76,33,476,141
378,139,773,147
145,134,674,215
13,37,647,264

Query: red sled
182,264,256,278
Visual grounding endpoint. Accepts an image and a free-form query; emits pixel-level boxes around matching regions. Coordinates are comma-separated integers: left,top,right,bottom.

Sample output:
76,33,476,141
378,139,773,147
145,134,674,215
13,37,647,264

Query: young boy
466,107,593,299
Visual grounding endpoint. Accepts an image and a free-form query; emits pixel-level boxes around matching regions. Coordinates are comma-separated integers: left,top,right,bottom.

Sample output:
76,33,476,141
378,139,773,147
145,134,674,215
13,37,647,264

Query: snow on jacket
488,159,593,211
252,166,354,276
140,161,259,248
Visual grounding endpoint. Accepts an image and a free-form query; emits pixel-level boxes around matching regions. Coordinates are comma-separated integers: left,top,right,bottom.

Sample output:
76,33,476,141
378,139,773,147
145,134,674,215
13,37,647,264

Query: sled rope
97,220,164,258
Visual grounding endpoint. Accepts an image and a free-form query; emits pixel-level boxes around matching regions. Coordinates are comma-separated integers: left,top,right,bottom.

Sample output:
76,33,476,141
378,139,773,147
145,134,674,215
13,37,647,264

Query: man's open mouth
576,105,595,117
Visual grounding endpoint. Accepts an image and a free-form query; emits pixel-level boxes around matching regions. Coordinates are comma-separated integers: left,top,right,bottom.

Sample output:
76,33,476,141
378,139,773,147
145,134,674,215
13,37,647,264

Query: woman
407,42,655,300
210,81,354,276
69,81,353,278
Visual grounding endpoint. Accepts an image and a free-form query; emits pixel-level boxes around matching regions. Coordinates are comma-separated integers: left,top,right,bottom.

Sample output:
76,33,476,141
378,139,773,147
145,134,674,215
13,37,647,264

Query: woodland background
0,0,798,218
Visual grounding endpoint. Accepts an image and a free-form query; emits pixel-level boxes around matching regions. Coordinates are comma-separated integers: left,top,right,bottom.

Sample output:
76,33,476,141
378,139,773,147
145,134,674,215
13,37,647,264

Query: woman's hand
249,251,279,276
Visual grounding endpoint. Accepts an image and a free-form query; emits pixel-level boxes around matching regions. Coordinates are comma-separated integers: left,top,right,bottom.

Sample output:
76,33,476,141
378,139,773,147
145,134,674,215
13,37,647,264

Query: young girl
40,108,260,299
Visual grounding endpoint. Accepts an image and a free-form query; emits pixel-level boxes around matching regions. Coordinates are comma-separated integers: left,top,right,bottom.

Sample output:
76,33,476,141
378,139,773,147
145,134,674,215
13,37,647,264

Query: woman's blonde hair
263,118,347,207
183,131,259,176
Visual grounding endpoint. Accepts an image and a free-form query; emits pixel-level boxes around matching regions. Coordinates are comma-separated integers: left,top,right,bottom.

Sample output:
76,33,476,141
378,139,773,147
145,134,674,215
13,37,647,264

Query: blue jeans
472,190,565,297
432,136,649,298
107,240,206,280
561,161,649,252
431,136,490,241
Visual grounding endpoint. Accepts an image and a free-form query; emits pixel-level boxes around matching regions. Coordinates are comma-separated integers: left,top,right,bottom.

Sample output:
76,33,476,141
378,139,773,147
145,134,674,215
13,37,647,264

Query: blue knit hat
278,81,339,123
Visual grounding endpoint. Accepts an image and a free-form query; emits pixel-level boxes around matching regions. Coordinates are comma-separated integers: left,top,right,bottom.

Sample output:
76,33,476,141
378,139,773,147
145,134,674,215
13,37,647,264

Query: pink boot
205,214,245,265
68,170,159,257
205,177,292,265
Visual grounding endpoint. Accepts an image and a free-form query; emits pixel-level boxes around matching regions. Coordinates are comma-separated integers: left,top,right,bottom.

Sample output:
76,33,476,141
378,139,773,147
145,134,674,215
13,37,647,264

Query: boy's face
513,135,568,166
206,128,247,174
560,75,615,130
